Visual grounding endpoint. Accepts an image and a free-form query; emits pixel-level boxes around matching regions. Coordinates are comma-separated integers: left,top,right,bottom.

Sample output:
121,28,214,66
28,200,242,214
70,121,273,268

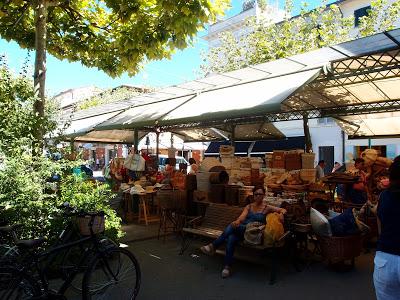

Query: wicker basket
318,234,363,263
225,185,239,206
302,153,315,169
196,172,212,192
157,189,187,212
238,186,254,207
300,169,316,183
77,214,105,236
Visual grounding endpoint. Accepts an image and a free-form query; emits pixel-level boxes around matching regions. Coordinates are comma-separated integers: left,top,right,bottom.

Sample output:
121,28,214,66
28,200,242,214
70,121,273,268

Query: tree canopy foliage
0,0,230,77
0,57,59,156
201,0,400,75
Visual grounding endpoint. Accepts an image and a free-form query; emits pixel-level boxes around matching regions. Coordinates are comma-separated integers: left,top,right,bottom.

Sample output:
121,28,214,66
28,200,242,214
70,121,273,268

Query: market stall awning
63,112,120,138
61,28,400,143
73,130,147,144
282,29,400,115
94,68,321,131
335,112,400,138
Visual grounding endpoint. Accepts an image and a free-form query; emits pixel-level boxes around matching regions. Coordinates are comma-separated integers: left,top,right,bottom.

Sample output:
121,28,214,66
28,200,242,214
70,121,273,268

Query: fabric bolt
374,251,400,300
310,208,332,237
328,208,359,237
347,188,368,205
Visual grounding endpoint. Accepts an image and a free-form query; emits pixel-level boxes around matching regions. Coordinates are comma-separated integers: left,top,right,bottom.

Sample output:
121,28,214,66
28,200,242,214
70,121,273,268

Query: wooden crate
302,153,316,169
272,151,286,169
285,153,302,171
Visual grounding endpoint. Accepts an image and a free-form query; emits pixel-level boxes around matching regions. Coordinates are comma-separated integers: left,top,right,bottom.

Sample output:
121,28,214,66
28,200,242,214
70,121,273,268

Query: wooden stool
138,193,160,226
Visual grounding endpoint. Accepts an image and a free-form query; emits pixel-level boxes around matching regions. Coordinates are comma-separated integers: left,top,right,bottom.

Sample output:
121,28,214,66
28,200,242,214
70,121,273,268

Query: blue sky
0,0,324,96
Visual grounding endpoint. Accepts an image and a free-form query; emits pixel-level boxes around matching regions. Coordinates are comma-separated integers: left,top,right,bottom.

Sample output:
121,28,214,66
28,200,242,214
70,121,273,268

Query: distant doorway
319,146,334,174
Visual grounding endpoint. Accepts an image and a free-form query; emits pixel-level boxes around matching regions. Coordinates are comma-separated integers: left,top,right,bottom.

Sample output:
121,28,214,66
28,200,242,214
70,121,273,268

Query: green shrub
59,175,124,241
0,155,123,244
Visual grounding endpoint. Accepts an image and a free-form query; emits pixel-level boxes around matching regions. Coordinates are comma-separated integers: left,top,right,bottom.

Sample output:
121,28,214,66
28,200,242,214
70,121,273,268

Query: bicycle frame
16,223,111,297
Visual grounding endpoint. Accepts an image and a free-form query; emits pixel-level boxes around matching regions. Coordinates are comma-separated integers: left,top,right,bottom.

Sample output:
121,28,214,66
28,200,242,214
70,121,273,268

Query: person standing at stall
316,160,325,181
347,158,368,204
374,157,400,300
187,158,198,174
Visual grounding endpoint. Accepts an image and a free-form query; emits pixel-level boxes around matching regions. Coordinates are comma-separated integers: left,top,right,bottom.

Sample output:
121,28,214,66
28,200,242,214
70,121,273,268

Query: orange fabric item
264,212,284,247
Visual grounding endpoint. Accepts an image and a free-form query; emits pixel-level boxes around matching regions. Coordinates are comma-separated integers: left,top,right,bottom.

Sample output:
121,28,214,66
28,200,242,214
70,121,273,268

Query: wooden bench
180,203,292,284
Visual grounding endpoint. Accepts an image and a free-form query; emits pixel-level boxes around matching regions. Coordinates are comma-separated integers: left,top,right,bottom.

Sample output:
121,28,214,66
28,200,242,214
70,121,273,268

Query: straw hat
130,185,146,195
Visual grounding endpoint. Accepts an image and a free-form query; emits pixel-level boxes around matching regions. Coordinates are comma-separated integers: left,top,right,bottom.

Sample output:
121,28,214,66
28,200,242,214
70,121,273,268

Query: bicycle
0,205,141,299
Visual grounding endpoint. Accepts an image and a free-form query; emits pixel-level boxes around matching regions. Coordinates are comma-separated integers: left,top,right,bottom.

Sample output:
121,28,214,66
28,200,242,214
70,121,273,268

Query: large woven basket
157,189,187,212
318,234,363,263
302,153,315,169
77,214,105,236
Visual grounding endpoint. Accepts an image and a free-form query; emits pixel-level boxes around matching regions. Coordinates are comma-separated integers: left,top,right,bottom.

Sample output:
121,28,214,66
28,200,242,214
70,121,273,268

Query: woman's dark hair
165,158,170,165
253,185,266,194
189,158,196,165
389,156,400,184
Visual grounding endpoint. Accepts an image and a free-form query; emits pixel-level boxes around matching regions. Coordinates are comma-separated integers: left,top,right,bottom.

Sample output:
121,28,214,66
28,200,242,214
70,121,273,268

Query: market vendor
316,160,325,181
347,158,368,204
200,186,286,278
187,158,199,174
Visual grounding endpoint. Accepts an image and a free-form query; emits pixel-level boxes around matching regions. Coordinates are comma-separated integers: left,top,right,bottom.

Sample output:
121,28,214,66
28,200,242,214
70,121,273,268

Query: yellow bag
263,213,284,247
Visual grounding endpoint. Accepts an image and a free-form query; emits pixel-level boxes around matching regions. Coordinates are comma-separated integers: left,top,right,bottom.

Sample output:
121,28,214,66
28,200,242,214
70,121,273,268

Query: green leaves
0,0,230,77
201,0,399,75
0,59,58,156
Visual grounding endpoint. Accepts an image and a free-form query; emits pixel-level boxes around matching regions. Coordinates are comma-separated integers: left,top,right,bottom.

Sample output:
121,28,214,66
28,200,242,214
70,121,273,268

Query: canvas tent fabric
282,30,400,113
335,112,400,138
94,68,321,131
61,28,400,143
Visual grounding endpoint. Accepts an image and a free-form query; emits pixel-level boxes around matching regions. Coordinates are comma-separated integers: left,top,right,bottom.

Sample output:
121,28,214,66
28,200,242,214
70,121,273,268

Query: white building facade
203,0,400,170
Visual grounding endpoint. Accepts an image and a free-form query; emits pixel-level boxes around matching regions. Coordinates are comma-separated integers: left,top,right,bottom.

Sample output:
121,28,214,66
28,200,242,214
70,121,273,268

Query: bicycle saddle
16,237,46,249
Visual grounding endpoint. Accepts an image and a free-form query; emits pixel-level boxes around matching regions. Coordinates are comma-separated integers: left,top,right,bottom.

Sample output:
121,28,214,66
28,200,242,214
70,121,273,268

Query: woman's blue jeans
374,251,400,300
212,224,246,266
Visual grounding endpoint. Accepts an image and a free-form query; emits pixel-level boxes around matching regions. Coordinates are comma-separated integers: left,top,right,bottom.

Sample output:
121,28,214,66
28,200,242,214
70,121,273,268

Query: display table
123,190,159,225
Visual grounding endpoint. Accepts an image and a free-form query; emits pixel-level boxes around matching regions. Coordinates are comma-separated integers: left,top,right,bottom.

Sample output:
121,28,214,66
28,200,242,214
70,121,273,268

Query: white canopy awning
335,112,400,138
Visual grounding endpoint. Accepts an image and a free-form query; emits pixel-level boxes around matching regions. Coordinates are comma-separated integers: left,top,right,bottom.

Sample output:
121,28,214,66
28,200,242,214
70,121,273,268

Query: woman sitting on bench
200,186,286,278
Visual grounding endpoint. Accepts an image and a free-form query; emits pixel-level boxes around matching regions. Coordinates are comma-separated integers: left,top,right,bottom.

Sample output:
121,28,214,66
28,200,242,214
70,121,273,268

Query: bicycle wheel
82,248,141,300
0,267,41,300
61,237,119,292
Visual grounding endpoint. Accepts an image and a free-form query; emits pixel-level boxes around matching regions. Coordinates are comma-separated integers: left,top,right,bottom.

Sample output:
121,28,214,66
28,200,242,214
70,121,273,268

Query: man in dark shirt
374,158,400,300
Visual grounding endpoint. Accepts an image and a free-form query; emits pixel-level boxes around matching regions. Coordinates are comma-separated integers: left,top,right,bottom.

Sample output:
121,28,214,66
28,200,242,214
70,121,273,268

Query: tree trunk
33,0,48,154
303,115,312,153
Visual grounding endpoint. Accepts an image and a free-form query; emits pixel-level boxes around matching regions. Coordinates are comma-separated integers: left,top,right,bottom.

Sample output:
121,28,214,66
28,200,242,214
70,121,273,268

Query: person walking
374,157,400,300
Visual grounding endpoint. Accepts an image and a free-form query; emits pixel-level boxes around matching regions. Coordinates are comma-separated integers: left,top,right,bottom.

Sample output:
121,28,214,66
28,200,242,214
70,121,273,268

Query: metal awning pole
134,129,139,153
303,115,312,153
156,131,160,162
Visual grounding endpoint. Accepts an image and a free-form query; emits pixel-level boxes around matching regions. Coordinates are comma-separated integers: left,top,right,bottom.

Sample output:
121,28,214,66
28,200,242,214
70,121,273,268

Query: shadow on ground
126,236,376,300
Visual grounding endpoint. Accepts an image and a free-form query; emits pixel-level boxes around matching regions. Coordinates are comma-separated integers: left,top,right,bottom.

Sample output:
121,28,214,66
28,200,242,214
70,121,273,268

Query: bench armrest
277,231,291,243
186,216,203,228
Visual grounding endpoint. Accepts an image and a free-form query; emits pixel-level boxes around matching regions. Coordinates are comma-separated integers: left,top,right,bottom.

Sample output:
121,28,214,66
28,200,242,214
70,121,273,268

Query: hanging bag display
124,154,146,171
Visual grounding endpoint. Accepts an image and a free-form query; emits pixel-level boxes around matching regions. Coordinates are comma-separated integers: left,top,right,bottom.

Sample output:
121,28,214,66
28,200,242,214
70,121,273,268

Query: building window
317,117,334,125
354,6,371,27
